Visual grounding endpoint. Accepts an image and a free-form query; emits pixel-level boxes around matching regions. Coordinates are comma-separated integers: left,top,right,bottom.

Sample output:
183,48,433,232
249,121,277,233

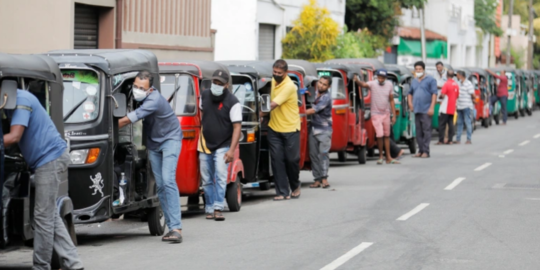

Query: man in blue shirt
118,71,183,243
408,61,437,158
3,90,83,270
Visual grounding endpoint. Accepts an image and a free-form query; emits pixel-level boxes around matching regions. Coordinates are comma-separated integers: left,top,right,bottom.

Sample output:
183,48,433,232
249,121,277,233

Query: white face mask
133,87,148,101
211,83,225,96
416,72,424,78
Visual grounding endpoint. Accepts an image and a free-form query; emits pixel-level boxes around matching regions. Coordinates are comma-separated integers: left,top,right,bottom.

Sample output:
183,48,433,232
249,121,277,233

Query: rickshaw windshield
159,74,197,116
505,72,513,86
331,77,346,99
62,69,100,124
232,82,256,113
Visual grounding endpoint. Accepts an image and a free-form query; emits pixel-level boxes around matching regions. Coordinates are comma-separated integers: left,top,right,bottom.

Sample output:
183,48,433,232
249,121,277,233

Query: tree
282,0,340,62
333,27,386,58
475,0,504,36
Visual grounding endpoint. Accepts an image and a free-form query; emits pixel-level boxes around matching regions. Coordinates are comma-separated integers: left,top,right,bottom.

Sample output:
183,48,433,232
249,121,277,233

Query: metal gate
74,4,99,49
258,24,275,60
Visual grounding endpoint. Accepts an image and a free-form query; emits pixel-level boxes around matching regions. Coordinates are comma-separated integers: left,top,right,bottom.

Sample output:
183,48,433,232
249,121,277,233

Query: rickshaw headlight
70,148,100,164
247,129,255,142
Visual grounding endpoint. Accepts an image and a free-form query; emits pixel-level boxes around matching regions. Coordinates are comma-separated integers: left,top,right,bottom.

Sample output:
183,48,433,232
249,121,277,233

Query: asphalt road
2,113,540,270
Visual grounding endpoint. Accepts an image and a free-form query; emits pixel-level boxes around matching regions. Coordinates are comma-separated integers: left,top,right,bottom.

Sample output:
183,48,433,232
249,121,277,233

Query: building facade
0,0,215,60
211,0,346,61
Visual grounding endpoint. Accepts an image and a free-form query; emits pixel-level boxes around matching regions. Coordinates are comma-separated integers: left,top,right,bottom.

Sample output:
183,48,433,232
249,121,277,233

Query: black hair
435,61,444,67
319,75,332,86
457,70,466,78
273,59,288,71
447,70,455,78
136,70,154,87
414,61,425,70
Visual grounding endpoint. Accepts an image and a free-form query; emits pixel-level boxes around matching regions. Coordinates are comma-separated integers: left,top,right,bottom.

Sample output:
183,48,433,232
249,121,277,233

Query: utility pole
506,0,514,66
527,0,534,69
420,8,427,62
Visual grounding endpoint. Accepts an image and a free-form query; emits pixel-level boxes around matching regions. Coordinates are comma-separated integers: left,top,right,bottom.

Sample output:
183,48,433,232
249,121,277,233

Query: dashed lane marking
320,242,374,270
444,177,466,191
396,203,430,221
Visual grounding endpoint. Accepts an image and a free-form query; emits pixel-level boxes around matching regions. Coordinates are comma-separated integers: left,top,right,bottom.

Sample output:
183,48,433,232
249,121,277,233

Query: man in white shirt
455,71,476,144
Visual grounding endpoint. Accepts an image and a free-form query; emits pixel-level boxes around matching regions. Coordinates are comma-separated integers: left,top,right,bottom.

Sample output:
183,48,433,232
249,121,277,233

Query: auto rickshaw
315,62,369,164
488,67,519,119
47,49,165,236
466,68,492,128
157,61,245,211
487,71,503,125
534,70,540,107
386,64,417,153
218,61,304,189
520,70,534,116
0,53,76,267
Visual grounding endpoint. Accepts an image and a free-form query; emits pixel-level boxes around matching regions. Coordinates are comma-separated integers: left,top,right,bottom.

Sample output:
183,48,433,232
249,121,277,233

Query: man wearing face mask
118,70,183,243
408,61,438,158
455,70,476,144
354,69,399,165
198,69,242,221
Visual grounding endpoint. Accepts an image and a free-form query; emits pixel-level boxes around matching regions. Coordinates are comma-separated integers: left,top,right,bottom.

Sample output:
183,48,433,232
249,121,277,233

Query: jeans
309,130,332,182
438,114,454,143
33,150,83,270
456,108,472,142
199,147,229,213
414,113,432,155
148,139,182,230
268,128,301,197
491,95,508,123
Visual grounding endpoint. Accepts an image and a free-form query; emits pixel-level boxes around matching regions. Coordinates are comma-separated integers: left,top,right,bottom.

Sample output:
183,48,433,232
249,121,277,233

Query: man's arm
269,84,296,111
3,125,25,147
118,95,158,128
427,79,437,116
6,98,31,147
353,75,370,89
306,94,330,116
389,93,396,125
225,103,243,163
439,84,447,99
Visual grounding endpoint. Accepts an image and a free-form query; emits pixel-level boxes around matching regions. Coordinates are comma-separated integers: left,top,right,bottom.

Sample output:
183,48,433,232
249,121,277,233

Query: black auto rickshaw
47,49,165,236
0,53,76,266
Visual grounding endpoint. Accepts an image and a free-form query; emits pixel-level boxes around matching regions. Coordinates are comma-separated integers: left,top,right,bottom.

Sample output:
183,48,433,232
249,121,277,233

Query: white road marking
525,198,540,201
503,149,514,155
474,163,492,171
498,155,505,158
534,134,540,139
320,242,374,270
444,177,466,190
396,203,430,221
519,140,530,146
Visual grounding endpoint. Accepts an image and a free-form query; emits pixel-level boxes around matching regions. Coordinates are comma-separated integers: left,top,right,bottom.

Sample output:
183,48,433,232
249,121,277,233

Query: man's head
210,69,230,101
436,62,444,73
414,61,425,78
375,69,388,85
133,70,154,101
273,59,288,84
447,70,455,79
317,76,332,92
456,70,466,81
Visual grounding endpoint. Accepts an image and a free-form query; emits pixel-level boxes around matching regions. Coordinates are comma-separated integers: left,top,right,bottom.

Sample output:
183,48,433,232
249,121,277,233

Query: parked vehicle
0,53,76,267
520,70,534,116
488,68,519,119
48,49,165,235
466,68,492,128
534,70,540,107
386,64,417,153
487,70,503,125
157,61,245,211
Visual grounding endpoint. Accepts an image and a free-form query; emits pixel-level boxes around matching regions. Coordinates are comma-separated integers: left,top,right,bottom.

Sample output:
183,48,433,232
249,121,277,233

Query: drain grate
493,183,540,190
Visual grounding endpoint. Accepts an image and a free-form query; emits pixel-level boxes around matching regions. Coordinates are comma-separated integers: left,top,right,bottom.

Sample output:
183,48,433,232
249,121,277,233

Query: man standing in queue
118,71,183,243
455,70,476,144
486,69,508,125
437,70,459,145
408,61,437,158
354,69,399,164
307,76,333,189
264,59,301,201
3,88,84,269
198,69,242,221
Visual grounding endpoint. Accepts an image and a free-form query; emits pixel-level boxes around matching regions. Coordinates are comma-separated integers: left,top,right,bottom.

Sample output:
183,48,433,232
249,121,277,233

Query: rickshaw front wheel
226,177,242,212
408,138,417,154
356,147,367,164
147,206,166,236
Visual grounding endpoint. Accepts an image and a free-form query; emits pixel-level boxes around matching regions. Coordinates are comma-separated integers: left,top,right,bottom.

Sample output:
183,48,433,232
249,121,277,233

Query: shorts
372,113,390,138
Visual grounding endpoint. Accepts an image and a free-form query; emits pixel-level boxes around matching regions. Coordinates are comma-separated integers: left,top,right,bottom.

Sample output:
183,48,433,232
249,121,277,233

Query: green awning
397,38,447,58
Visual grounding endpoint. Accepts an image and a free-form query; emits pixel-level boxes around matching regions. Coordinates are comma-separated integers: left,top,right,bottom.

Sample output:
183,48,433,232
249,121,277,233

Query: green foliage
281,0,340,62
475,0,503,36
333,27,386,58
510,46,525,68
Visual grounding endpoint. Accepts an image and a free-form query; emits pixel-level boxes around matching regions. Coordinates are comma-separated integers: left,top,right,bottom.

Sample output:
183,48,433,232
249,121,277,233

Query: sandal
322,183,331,189
386,160,400,164
162,230,183,244
435,142,444,145
273,196,290,201
310,181,322,188
291,188,301,199
206,213,215,220
377,159,384,165
413,153,422,158
214,211,225,221
420,153,430,158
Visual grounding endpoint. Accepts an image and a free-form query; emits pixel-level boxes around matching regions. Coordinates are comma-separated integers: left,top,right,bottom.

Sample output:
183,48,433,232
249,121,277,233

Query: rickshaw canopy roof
315,62,365,81
464,67,488,77
326,58,386,70
0,53,62,84
158,60,232,81
283,59,318,77
219,61,274,79
386,64,413,77
47,49,159,76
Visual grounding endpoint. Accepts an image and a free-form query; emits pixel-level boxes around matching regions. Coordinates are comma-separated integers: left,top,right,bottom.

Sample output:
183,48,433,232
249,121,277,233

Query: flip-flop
377,159,384,165
214,211,225,221
322,183,331,189
273,196,290,201
206,213,215,220
162,230,183,244
310,182,322,188
386,160,401,164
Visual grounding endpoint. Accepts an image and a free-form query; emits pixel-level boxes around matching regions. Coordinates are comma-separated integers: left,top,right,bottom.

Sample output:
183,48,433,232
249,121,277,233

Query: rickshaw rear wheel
408,138,417,154
520,109,526,117
514,112,519,119
226,177,242,212
356,147,366,164
337,151,347,162
494,114,500,125
526,108,532,116
147,206,166,236
482,118,489,128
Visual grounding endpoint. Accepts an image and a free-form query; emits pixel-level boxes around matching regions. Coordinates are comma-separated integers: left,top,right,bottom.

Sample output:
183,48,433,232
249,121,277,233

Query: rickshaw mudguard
226,147,244,184
56,195,74,219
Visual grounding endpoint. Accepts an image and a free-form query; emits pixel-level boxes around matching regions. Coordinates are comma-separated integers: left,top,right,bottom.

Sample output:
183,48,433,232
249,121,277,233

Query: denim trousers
491,95,508,123
309,130,332,181
456,108,472,142
148,139,182,230
199,147,229,214
33,150,83,270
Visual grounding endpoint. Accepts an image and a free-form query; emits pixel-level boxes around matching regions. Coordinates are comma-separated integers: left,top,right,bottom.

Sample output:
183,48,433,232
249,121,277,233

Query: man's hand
427,107,434,116
409,105,414,112
391,115,396,125
224,149,234,164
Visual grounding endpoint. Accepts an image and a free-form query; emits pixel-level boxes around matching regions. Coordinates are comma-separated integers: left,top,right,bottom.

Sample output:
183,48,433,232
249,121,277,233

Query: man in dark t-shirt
198,69,242,221
486,69,508,125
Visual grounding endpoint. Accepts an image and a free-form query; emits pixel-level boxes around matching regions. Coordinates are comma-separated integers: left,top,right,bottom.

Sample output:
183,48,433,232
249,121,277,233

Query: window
158,74,197,116
62,69,100,123
331,77,346,99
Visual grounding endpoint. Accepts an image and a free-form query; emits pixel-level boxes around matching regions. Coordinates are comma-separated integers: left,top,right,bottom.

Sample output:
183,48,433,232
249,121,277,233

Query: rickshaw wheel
147,206,166,236
356,147,366,164
514,112,519,119
482,118,489,128
226,177,242,212
526,108,532,116
337,151,347,162
408,138,417,154
520,109,526,117
494,114,500,125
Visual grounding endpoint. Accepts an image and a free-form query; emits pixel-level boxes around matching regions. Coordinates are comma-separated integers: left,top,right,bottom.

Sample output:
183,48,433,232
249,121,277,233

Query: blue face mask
211,83,225,96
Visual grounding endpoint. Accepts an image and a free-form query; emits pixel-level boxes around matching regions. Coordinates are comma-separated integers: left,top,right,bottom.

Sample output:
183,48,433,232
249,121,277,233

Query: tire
494,113,500,125
357,146,367,164
147,205,166,236
520,108,526,117
482,118,489,128
488,115,493,126
337,151,347,162
408,138,417,154
367,148,375,157
526,108,532,116
514,112,519,119
187,195,200,211
226,178,242,212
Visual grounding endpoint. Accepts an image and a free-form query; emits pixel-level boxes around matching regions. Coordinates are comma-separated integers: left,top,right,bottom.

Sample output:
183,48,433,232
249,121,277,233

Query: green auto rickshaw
489,68,520,119
534,70,540,107
520,70,534,115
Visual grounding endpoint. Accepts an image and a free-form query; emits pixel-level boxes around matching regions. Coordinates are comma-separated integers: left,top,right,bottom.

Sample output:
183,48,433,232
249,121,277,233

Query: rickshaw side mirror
112,93,127,118
0,80,18,110
260,94,271,113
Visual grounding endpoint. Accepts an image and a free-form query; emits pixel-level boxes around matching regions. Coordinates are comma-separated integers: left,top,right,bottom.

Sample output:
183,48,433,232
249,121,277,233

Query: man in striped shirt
455,71,476,144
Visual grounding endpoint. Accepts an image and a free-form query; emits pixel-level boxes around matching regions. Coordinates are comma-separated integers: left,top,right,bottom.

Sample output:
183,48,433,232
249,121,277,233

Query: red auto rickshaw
158,61,244,211
466,67,491,128
315,62,370,164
